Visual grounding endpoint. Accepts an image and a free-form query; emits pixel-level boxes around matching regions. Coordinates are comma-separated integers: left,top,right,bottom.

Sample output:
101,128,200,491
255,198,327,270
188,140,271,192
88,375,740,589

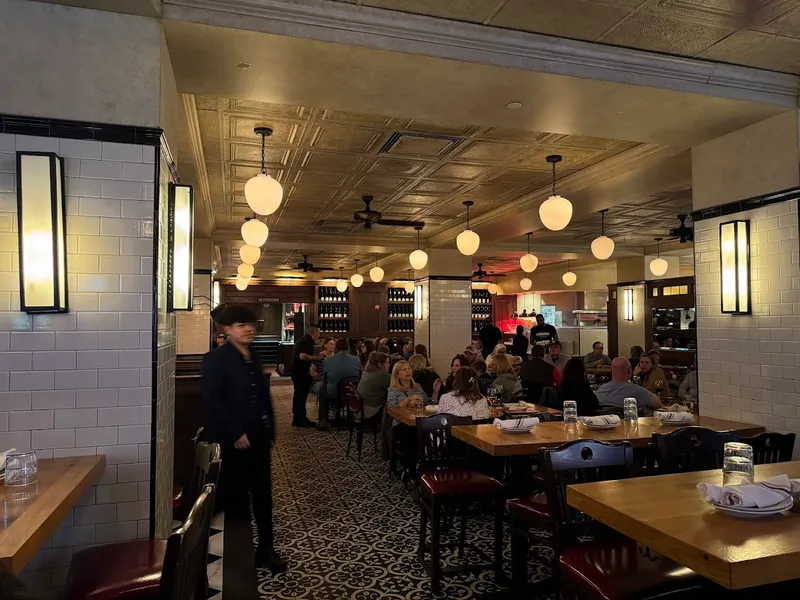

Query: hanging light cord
551,161,557,196
354,259,359,274
526,232,531,254
375,253,379,267
260,132,266,175
466,204,471,229
416,228,421,249
601,210,606,236
567,259,571,272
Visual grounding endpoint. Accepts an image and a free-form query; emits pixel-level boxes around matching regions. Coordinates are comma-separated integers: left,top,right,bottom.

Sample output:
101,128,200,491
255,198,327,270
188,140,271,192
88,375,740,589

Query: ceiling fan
353,195,425,230
667,214,694,243
281,255,334,273
472,263,506,281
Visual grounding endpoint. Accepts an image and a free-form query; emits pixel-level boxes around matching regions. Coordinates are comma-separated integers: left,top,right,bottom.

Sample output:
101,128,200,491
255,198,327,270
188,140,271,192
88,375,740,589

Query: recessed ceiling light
236,62,251,70
506,101,523,110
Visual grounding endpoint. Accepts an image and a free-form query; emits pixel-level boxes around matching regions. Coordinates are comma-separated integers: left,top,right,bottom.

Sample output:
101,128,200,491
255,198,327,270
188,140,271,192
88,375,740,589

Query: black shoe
292,419,316,428
256,548,288,573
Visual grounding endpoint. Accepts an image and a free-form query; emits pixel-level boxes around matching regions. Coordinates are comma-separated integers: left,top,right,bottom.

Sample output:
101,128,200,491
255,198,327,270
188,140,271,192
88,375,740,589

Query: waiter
530,313,558,349
290,323,322,427
201,305,286,572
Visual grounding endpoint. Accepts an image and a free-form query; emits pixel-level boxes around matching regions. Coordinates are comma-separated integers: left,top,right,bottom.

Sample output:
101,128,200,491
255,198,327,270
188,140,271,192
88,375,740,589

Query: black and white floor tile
213,387,556,599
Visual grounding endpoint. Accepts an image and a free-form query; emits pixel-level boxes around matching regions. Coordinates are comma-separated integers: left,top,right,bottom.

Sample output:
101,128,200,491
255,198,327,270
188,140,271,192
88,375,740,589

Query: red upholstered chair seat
507,492,550,522
172,483,183,509
64,540,167,600
420,468,502,496
559,538,705,600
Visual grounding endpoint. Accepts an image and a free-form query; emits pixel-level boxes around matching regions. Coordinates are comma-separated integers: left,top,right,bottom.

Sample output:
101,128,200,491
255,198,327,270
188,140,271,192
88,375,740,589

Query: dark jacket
478,323,503,356
413,368,441,398
519,357,556,386
558,377,599,416
511,334,529,357
201,342,275,447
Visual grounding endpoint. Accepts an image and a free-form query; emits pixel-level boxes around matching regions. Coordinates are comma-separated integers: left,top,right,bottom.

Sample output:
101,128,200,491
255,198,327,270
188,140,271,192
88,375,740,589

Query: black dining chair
739,432,795,465
345,383,384,461
175,438,219,526
652,426,739,474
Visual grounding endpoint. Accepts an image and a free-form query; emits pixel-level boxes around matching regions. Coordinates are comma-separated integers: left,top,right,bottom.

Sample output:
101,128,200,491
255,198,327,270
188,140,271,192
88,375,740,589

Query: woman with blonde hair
386,359,431,471
491,353,523,402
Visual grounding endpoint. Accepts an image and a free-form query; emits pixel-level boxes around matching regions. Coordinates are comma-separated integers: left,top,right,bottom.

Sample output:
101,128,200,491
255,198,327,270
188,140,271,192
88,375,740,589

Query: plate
712,495,793,518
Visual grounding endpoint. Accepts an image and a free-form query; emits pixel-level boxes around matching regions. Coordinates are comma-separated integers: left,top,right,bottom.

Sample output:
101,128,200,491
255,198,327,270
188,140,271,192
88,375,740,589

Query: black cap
215,305,256,326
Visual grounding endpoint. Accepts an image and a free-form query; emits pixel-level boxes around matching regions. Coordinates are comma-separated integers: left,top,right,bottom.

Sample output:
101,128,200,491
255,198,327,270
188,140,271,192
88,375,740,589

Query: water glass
5,451,38,487
723,442,754,486
623,397,638,424
563,400,578,428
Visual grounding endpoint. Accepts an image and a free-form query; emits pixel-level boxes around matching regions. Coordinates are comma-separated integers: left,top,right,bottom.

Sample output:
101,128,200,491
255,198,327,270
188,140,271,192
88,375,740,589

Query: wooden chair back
652,426,738,474
740,432,795,465
176,441,221,523
415,413,472,475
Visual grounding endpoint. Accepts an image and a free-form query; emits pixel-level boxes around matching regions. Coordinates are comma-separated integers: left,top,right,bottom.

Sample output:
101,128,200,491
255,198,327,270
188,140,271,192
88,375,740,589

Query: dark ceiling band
1,113,162,146
690,187,800,222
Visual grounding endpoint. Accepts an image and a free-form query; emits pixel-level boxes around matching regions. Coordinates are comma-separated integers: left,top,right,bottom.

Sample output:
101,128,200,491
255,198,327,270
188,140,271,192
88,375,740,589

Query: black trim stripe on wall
0,113,162,146
690,187,800,222
148,144,162,539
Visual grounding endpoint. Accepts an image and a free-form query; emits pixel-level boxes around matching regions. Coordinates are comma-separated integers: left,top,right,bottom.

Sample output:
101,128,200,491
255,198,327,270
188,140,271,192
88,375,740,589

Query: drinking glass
723,442,754,486
563,400,578,429
623,397,638,424
5,451,38,487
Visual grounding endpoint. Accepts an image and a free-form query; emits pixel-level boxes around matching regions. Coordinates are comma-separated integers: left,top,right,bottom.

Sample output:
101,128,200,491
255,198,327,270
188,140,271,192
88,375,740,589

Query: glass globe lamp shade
241,219,269,247
404,281,415,294
237,263,254,279
336,279,348,293
520,277,532,291
520,253,539,273
563,271,577,287
351,273,364,288
456,229,480,256
239,245,261,265
539,195,573,231
650,257,669,277
245,173,283,216
487,283,498,295
235,277,249,291
409,249,428,270
369,266,384,282
591,235,615,260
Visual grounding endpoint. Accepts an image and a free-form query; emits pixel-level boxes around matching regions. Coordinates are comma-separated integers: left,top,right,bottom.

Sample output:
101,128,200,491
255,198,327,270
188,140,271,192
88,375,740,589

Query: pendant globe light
562,260,577,287
351,259,364,288
245,127,283,216
239,244,261,265
650,237,669,277
237,263,254,279
409,226,428,270
404,269,415,294
487,281,498,295
456,201,480,256
520,232,539,273
539,155,572,231
235,276,249,291
241,217,269,247
590,209,615,260
369,254,384,282
336,266,348,293
520,277,532,291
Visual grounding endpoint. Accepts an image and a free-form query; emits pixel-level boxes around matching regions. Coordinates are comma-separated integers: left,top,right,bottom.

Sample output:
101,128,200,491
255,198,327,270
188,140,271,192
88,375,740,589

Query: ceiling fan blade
376,219,425,228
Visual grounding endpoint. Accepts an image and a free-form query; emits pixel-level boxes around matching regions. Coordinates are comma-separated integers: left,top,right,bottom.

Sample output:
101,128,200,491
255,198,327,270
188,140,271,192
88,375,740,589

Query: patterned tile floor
220,386,556,599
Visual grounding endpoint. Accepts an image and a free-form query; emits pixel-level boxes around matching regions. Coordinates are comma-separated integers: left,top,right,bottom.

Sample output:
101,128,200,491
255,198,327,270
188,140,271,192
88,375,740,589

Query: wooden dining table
386,403,561,427
451,416,765,457
0,455,105,573
568,461,800,590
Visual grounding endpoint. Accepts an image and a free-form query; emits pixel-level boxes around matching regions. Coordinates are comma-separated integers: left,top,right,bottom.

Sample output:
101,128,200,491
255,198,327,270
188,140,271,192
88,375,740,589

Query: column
691,110,800,453
414,250,472,378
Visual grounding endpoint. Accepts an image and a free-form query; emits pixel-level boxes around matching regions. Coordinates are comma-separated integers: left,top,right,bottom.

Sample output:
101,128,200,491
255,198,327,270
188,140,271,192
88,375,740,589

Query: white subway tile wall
0,133,157,591
695,200,800,454
427,279,472,379
176,273,211,355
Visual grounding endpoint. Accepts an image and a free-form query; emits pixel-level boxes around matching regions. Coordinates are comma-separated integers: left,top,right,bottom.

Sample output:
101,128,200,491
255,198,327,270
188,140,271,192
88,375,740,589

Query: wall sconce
623,288,634,321
212,281,220,309
168,183,194,312
16,152,68,313
414,284,422,320
720,219,750,315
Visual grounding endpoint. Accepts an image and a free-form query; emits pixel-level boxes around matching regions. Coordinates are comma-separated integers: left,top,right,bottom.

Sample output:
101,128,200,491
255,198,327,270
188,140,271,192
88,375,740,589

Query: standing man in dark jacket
478,317,503,359
290,324,321,427
201,305,286,572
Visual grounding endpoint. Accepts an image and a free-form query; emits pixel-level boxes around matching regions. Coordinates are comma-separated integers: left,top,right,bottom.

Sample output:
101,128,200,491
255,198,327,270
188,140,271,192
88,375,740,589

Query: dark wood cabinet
353,283,384,334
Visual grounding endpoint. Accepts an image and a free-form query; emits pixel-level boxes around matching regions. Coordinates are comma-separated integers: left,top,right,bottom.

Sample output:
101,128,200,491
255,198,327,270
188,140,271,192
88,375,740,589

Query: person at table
511,324,529,358
583,341,612,368
414,343,430,365
359,339,376,367
440,354,468,395
634,352,668,396
472,359,493,395
402,338,415,360
310,337,335,396
215,333,227,347
544,341,569,374
558,358,599,416
490,353,523,402
597,357,662,416
317,338,363,431
291,324,322,427
629,345,644,371
356,351,391,420
679,361,698,404
530,313,558,349
438,366,491,421
201,305,286,572
520,346,561,387
478,316,503,360
387,360,432,472
463,345,479,365
409,353,441,397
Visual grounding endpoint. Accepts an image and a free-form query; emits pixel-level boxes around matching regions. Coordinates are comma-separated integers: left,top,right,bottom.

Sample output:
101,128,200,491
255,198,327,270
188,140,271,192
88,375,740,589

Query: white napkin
661,403,691,413
0,447,16,471
494,417,539,430
697,475,797,508
581,415,621,427
655,411,693,423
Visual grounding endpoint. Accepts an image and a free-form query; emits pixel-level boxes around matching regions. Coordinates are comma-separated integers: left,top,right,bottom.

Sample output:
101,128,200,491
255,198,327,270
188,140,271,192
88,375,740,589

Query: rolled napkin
697,479,792,508
494,417,539,431
661,403,691,413
0,447,16,471
581,415,621,427
762,474,800,496
654,411,693,423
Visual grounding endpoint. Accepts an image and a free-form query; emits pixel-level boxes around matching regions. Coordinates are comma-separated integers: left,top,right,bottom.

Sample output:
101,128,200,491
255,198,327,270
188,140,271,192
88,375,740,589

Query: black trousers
221,433,274,552
291,374,312,422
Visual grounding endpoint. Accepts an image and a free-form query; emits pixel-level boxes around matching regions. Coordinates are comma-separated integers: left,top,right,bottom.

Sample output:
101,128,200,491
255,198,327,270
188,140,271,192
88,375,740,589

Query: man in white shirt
597,357,662,417
543,341,570,373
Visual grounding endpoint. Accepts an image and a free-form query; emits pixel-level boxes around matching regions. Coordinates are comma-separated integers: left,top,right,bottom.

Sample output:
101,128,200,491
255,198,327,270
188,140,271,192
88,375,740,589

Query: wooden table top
0,455,105,573
387,403,560,427
450,416,765,457
568,461,800,590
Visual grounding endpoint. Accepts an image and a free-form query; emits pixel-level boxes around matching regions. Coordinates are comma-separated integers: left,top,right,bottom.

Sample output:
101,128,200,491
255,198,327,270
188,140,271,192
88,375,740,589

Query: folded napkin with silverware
697,475,800,508
654,411,693,422
581,415,620,427
493,417,539,430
